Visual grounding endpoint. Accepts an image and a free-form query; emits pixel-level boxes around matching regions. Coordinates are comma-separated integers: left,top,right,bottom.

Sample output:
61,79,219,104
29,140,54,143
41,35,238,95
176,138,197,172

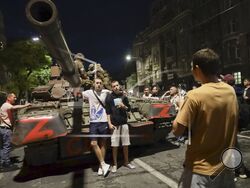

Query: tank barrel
26,0,81,87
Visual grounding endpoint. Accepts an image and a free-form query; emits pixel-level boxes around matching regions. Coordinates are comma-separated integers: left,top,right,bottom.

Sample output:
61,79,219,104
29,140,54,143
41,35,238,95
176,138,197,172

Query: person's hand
117,102,127,109
109,123,116,130
25,103,32,107
73,87,81,97
165,91,170,95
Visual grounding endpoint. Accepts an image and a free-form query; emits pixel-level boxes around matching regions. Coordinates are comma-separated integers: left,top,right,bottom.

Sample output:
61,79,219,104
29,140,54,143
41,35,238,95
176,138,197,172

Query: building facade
130,0,250,93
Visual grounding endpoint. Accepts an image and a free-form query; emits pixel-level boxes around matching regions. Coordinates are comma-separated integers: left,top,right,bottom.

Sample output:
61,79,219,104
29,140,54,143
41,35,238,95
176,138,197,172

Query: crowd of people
1,48,250,187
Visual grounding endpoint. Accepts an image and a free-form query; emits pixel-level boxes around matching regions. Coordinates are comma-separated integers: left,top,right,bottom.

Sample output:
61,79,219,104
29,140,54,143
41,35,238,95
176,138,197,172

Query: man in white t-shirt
142,87,152,98
82,78,110,176
0,93,31,171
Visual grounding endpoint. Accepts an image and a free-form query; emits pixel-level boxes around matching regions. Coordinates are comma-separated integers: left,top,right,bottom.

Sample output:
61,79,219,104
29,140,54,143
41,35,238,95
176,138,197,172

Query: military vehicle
11,0,176,166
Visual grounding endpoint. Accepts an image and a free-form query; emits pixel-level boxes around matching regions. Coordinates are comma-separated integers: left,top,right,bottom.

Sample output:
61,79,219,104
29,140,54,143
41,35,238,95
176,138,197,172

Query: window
226,39,240,61
227,19,237,34
166,45,173,57
233,72,241,84
224,0,233,10
156,70,160,79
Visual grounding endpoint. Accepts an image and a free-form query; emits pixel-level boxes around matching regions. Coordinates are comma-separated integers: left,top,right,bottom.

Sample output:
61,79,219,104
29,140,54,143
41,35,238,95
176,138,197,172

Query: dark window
224,0,233,10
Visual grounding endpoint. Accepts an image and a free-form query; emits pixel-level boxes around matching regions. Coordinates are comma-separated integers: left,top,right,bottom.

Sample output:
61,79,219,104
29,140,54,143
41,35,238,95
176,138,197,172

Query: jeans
178,167,235,188
0,127,12,165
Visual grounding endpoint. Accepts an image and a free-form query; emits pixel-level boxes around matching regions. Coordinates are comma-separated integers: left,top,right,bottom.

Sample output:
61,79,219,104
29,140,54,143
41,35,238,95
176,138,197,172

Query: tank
11,0,176,166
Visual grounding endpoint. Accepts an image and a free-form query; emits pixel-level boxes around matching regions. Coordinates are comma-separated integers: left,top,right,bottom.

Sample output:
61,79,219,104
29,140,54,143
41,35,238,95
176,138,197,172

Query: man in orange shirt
172,48,238,187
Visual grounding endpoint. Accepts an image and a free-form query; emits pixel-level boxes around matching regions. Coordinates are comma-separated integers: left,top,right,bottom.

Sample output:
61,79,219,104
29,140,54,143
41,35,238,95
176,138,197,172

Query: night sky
0,0,153,80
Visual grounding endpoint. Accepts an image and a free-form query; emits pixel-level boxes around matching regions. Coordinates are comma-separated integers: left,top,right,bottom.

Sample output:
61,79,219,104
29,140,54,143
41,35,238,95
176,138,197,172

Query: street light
32,36,40,42
126,54,132,61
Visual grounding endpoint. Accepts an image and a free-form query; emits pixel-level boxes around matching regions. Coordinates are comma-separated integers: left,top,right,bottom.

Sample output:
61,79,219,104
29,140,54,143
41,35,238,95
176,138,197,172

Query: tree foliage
0,40,51,97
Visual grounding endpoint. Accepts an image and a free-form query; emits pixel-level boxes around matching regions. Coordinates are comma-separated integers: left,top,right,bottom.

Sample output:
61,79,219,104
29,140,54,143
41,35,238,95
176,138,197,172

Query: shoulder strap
92,89,106,109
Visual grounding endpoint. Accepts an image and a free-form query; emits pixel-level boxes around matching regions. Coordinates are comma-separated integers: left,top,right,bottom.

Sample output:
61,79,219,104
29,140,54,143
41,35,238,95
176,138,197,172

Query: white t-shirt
82,89,110,123
0,102,13,127
142,93,152,98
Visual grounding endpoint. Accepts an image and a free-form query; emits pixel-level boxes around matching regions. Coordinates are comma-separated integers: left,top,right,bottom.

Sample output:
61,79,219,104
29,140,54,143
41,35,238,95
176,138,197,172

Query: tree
0,40,51,98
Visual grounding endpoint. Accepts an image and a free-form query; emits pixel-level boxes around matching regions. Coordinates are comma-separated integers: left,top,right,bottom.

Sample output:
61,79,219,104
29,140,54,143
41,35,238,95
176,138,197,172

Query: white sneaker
111,165,117,173
101,163,110,177
97,167,103,176
239,174,247,179
125,163,135,169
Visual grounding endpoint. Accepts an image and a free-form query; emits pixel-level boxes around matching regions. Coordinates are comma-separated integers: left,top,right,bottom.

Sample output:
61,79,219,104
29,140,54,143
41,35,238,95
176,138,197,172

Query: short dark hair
111,80,119,85
244,77,250,81
93,77,103,82
192,48,220,76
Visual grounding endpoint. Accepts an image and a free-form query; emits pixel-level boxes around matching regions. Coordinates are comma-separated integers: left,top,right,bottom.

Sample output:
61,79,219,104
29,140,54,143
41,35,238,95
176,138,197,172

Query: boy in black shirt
105,81,135,173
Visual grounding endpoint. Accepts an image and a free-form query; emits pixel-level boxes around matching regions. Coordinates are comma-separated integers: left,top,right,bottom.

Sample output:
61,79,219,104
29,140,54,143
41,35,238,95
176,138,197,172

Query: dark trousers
235,138,246,174
0,127,12,165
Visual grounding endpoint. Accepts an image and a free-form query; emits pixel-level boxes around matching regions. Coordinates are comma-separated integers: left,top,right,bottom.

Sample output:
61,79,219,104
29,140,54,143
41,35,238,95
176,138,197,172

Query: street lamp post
125,54,144,97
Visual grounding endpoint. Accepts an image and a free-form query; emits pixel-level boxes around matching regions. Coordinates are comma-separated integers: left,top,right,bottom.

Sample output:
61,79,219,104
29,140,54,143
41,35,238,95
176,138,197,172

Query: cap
221,74,235,85
74,53,85,61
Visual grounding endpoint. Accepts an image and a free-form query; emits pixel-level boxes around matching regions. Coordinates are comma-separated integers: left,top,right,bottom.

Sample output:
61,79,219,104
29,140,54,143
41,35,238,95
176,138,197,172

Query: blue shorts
89,122,109,140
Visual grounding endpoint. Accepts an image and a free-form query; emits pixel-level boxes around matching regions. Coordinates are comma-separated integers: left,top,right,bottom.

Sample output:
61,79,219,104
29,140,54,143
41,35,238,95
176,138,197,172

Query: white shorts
111,124,131,147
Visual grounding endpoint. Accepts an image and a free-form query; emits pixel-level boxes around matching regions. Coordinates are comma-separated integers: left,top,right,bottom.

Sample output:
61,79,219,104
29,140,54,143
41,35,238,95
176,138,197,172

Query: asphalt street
0,132,250,188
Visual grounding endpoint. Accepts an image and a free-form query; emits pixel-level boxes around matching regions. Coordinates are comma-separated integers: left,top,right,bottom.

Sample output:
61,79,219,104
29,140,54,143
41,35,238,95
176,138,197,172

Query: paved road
0,132,250,188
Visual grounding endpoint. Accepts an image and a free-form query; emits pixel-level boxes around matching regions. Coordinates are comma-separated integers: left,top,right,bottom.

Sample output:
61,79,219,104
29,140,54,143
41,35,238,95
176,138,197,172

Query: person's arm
82,90,90,100
172,120,186,137
150,96,160,100
243,88,250,99
117,99,129,110
107,114,116,130
160,90,170,99
123,96,131,112
118,96,131,112
12,103,31,110
105,94,116,130
171,95,196,137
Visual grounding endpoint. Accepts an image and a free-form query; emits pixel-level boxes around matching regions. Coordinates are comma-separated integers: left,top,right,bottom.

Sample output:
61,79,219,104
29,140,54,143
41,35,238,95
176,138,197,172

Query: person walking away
172,48,238,188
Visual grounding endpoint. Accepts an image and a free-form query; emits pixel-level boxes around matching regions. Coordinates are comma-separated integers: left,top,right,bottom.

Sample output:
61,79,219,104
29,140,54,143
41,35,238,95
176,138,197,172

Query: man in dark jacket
105,81,135,173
